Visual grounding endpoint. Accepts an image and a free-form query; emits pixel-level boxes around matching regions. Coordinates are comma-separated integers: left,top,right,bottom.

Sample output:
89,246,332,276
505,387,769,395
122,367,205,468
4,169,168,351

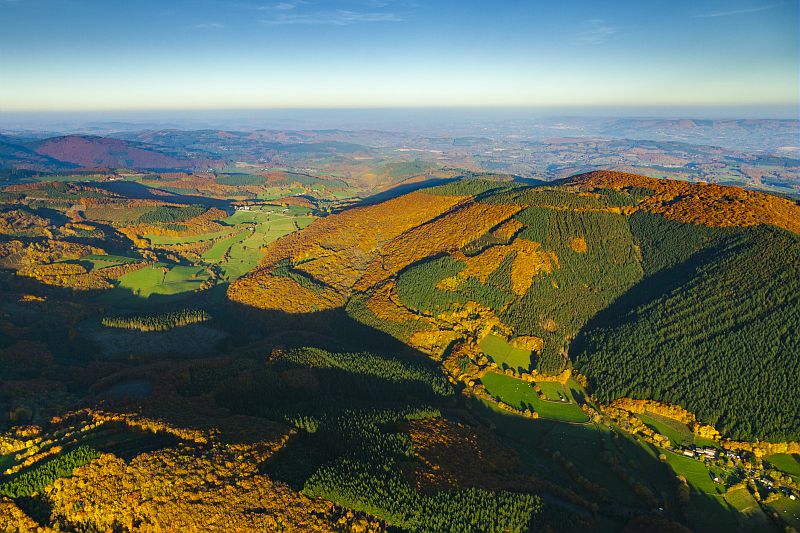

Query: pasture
478,334,533,372
537,381,569,402
480,372,588,423
723,486,772,531
683,493,742,533
766,453,800,481
663,451,723,494
202,231,249,261
209,207,314,279
768,496,800,530
638,412,695,447
116,263,209,298
141,205,315,281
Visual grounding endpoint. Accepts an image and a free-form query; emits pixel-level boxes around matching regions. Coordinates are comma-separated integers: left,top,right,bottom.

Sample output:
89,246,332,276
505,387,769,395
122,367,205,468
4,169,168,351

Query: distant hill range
0,134,222,171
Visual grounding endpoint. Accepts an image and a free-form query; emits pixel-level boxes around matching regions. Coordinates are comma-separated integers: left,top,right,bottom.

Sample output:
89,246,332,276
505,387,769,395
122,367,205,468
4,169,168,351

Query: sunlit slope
228,188,482,311
568,170,800,233
227,171,800,440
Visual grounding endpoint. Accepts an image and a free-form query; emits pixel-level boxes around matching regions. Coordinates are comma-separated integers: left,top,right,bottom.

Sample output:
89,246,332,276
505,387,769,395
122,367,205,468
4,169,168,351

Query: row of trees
136,205,205,224
428,178,517,198
101,308,210,332
0,446,100,498
281,347,452,397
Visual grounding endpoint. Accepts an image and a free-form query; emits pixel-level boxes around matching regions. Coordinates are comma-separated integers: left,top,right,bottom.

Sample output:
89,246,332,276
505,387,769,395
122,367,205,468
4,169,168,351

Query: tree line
102,308,210,332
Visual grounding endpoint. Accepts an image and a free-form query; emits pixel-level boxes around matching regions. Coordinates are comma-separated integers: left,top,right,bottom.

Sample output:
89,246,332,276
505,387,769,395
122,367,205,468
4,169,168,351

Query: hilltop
0,135,221,171
230,171,800,442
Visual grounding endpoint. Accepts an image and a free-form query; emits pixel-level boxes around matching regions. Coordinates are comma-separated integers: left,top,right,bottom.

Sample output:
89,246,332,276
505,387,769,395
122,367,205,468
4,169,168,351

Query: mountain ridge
228,171,800,442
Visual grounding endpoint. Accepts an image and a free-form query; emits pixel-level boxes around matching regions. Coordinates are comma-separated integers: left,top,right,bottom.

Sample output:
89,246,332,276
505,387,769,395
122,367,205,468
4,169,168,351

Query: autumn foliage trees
101,308,211,332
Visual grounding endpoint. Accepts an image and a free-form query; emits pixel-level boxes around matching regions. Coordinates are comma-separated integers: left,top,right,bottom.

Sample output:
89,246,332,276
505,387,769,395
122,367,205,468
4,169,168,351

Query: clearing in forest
480,372,588,423
479,334,533,372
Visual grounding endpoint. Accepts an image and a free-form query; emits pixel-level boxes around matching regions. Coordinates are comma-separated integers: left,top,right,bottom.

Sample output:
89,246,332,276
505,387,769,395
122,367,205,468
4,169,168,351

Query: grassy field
723,486,772,531
638,412,695,447
481,372,588,423
85,205,316,304
116,263,208,298
684,493,743,533
80,253,141,270
478,334,533,372
217,234,266,279
142,207,315,282
145,228,234,245
537,381,568,402
768,496,800,530
202,231,249,261
765,453,800,480
663,451,723,494
209,208,314,279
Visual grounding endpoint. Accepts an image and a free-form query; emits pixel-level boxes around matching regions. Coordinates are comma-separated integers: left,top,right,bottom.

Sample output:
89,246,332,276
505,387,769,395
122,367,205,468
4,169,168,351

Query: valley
0,162,797,532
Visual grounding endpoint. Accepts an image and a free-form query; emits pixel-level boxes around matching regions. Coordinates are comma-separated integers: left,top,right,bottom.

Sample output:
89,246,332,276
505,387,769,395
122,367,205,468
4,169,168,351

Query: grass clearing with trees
767,496,800,530
537,381,569,402
638,412,695,447
478,334,533,372
663,452,722,495
115,263,209,298
480,372,589,423
766,453,800,481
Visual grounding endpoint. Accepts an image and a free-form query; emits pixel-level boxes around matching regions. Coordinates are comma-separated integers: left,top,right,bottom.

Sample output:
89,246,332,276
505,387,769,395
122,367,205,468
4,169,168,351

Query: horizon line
1,103,798,121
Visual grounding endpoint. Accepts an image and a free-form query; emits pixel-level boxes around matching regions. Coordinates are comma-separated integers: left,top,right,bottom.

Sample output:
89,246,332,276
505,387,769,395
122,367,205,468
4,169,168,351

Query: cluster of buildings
681,446,719,459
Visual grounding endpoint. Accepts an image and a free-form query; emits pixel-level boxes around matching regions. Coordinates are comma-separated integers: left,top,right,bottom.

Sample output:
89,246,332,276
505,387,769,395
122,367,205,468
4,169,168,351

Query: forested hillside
573,225,800,441
3,167,799,532
230,171,800,442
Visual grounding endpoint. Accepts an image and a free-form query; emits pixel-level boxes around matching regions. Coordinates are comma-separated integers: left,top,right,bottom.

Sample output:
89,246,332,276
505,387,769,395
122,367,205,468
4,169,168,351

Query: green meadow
478,334,533,372
480,372,588,423
663,451,723,494
116,263,209,298
638,412,695,447
766,453,800,481
768,496,800,530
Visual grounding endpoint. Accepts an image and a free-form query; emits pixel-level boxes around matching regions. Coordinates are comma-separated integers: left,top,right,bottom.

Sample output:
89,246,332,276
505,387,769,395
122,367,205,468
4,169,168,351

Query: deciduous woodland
230,172,800,443
1,167,798,532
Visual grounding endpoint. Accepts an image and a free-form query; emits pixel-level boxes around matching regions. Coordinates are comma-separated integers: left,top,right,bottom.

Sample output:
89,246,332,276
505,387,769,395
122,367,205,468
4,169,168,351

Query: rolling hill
29,135,217,170
229,171,800,442
0,134,223,171
0,135,75,171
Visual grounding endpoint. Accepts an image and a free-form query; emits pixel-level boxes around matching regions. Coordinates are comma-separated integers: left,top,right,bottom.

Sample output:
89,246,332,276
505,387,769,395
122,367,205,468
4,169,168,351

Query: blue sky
0,0,797,112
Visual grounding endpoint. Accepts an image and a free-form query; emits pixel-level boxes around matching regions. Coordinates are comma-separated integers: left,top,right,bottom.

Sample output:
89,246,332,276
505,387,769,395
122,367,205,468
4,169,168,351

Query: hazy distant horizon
1,105,798,135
